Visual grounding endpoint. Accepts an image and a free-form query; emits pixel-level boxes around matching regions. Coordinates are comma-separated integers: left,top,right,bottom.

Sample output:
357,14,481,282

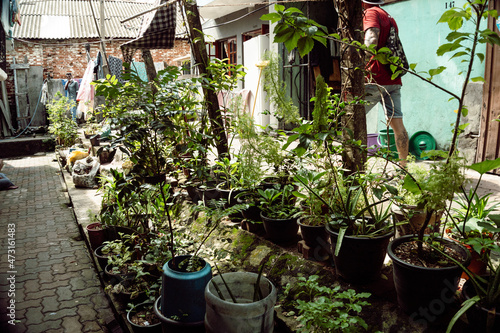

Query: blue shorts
364,84,402,119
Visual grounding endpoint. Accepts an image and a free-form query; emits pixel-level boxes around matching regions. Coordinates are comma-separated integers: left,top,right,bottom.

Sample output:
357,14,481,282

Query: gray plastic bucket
204,272,277,333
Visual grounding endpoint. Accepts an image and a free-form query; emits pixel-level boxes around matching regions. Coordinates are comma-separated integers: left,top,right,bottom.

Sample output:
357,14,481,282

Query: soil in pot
127,302,161,333
387,235,471,319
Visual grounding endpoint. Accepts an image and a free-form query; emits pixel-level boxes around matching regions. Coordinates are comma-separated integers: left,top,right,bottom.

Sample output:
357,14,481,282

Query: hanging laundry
76,60,96,119
108,56,123,83
94,52,104,80
40,81,49,105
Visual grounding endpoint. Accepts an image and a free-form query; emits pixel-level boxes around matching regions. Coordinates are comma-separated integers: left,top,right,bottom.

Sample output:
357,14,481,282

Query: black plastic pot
297,218,329,261
237,192,262,222
298,218,327,245
462,277,500,332
154,297,204,333
387,235,471,317
198,183,221,208
241,220,266,235
104,263,135,283
114,278,147,304
216,183,245,221
105,225,137,242
93,244,109,271
326,223,394,284
260,212,299,244
127,301,162,333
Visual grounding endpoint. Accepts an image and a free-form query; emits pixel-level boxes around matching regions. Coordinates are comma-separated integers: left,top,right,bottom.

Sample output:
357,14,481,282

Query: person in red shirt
362,0,408,167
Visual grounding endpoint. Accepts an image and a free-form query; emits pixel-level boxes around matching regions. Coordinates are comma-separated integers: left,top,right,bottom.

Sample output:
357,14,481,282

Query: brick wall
5,38,190,109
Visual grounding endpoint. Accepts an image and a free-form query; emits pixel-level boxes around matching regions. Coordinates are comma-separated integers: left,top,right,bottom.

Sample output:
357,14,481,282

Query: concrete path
0,154,115,333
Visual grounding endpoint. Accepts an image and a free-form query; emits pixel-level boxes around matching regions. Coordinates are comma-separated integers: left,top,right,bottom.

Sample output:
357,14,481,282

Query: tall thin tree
335,0,367,173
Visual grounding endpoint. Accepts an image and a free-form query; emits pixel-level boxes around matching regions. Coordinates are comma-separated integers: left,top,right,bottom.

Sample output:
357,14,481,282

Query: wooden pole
89,0,110,76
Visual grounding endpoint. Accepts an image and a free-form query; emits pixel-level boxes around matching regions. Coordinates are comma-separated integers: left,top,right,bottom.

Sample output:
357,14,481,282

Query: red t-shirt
363,7,402,86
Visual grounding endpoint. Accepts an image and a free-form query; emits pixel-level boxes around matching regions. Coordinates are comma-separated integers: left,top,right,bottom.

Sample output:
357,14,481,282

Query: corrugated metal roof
13,0,186,39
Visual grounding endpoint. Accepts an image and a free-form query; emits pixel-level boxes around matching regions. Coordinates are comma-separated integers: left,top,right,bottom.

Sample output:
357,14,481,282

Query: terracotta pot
86,222,106,251
445,230,488,280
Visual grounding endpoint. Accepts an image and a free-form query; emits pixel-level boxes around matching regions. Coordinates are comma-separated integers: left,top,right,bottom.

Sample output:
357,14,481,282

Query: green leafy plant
261,50,300,125
257,184,300,220
293,168,329,226
284,275,371,333
447,158,500,241
101,234,137,274
46,92,79,147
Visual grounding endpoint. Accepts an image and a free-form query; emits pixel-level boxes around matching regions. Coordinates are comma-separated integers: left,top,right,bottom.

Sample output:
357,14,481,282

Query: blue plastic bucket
161,255,212,323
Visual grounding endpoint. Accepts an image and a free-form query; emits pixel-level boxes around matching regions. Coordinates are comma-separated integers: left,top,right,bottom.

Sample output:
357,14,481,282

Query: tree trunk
336,0,367,173
182,0,229,159
142,49,158,95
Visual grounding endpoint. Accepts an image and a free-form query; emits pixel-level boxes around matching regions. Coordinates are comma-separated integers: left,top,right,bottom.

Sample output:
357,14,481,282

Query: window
213,38,237,65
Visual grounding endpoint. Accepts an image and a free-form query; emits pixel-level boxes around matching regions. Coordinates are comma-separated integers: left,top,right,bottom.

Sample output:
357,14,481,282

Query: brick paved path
0,154,113,333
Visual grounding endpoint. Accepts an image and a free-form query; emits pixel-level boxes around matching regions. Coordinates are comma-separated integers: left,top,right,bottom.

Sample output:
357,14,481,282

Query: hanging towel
108,56,123,83
40,81,49,105
77,60,95,104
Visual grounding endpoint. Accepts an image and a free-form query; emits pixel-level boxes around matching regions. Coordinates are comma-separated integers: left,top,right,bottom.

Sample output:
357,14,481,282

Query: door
476,0,500,172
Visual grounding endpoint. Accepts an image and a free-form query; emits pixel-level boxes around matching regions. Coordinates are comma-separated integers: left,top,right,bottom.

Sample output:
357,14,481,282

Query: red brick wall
5,38,190,107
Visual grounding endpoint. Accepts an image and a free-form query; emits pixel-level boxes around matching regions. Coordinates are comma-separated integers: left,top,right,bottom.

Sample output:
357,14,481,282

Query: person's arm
364,27,380,48
364,27,380,62
64,79,70,90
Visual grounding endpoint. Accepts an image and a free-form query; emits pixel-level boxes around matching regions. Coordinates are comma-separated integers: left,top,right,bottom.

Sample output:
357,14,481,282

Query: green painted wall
366,0,487,151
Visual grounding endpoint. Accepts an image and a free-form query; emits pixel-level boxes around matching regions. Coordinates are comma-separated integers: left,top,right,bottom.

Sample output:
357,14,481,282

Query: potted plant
322,168,395,284
100,235,138,282
86,211,106,251
46,92,79,147
387,153,472,318
445,229,500,332
106,263,154,304
258,184,300,244
445,158,500,279
434,159,500,332
127,300,162,333
293,168,330,260
391,157,444,236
